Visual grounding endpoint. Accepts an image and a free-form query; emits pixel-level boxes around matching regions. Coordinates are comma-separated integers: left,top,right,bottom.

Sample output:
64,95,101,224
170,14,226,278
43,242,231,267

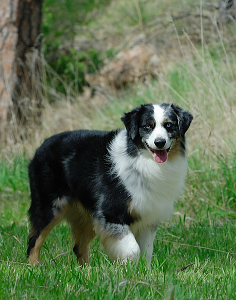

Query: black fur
27,130,134,257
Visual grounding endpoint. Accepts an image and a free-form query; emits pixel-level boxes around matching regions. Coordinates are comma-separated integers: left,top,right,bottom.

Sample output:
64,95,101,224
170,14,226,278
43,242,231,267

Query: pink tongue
153,150,168,163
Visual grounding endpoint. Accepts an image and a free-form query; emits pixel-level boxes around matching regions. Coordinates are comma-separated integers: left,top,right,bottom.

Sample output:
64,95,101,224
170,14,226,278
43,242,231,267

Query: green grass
0,152,235,299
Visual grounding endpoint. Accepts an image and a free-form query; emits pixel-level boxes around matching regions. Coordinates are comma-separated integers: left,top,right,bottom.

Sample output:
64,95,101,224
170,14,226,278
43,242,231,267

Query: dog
27,103,193,265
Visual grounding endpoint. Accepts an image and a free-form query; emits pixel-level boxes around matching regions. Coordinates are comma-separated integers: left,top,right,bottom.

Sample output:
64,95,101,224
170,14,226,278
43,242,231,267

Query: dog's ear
121,105,144,140
171,104,193,137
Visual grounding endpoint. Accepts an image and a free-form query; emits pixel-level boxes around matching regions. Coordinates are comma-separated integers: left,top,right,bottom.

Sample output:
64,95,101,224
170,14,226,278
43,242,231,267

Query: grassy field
1,0,236,299
0,153,235,299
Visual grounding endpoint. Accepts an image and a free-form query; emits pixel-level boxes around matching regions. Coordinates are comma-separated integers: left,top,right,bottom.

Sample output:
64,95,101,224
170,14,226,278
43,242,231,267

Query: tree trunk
0,0,43,142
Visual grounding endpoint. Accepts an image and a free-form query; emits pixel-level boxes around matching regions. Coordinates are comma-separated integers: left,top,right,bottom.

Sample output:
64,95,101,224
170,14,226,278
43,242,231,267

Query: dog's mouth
145,143,171,163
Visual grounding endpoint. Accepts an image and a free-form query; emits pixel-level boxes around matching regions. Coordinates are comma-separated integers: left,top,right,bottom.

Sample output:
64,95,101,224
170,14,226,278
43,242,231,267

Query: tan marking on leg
65,202,95,265
28,207,68,265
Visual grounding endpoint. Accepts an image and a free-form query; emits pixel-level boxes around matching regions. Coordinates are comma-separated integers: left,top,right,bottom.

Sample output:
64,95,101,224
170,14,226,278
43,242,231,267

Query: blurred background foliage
42,0,113,94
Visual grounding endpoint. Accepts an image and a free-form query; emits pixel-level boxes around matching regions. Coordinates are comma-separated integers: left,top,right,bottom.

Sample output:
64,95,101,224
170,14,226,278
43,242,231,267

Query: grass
0,147,235,299
1,221,236,299
1,0,236,298
1,200,236,299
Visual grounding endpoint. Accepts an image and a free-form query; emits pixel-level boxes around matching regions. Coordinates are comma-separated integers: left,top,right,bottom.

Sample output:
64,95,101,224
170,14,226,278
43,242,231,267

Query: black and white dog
27,103,193,265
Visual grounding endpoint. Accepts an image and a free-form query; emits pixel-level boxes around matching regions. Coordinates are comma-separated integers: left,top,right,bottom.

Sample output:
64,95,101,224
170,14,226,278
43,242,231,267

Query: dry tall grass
2,38,236,160
39,39,236,159
1,0,236,160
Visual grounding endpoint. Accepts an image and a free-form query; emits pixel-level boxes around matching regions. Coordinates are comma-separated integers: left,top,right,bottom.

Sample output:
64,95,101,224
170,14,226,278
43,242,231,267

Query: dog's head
121,103,193,163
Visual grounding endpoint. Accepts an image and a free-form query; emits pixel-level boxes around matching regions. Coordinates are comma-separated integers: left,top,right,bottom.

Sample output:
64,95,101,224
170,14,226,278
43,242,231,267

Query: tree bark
0,0,43,142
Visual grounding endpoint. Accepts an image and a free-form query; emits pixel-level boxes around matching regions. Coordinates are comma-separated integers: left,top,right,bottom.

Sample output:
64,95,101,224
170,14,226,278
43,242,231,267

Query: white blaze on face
145,105,172,163
146,105,170,148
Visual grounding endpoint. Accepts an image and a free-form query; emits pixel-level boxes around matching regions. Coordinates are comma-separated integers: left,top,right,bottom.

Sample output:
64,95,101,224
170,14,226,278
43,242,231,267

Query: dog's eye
143,124,152,130
165,122,173,129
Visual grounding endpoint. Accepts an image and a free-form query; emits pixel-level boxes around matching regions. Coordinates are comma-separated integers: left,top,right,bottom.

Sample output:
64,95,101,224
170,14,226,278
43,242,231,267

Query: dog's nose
154,138,166,148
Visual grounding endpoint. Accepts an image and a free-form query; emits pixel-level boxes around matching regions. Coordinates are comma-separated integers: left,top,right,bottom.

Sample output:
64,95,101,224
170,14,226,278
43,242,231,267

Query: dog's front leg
134,225,158,265
94,221,140,262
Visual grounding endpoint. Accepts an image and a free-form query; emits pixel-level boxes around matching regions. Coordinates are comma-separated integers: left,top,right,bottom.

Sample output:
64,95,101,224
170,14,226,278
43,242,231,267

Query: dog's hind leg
65,202,96,265
27,213,65,265
71,223,95,265
27,201,69,265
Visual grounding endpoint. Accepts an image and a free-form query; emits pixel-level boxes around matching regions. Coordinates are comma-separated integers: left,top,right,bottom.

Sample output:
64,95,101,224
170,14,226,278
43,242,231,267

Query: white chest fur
109,130,188,228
